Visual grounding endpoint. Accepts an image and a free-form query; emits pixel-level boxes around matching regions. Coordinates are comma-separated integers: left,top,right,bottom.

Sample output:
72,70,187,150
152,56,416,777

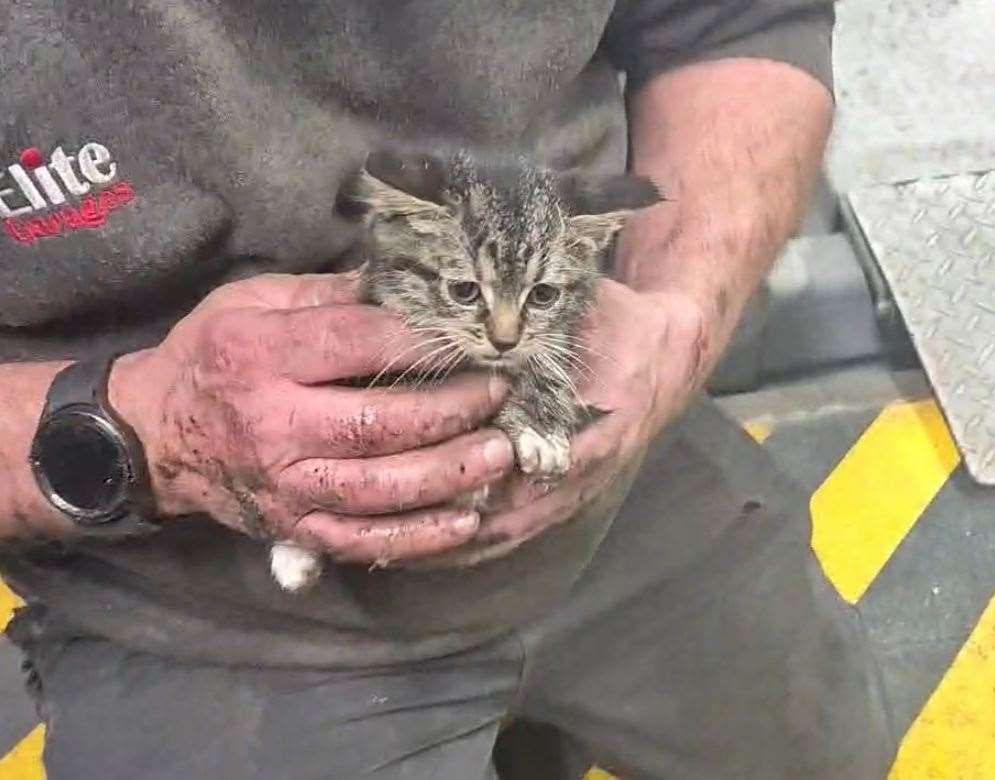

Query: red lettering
111,181,135,203
25,218,53,239
61,207,84,229
2,180,136,243
3,219,33,244
41,214,63,235
98,189,117,213
76,196,107,227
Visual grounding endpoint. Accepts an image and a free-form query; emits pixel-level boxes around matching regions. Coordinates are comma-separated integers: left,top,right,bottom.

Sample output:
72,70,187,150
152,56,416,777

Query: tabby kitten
270,149,661,591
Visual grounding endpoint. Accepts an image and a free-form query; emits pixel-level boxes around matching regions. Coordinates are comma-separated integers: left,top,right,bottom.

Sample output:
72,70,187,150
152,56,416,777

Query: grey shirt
0,0,833,667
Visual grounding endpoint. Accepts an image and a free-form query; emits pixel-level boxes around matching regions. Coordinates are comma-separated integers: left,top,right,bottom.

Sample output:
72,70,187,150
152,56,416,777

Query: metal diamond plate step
845,170,995,484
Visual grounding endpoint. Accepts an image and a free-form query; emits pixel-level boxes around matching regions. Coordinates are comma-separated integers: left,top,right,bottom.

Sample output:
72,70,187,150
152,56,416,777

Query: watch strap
46,353,120,411
37,354,159,538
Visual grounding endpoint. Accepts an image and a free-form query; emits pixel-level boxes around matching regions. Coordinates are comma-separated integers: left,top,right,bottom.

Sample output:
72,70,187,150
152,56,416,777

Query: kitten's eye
527,284,560,308
448,280,481,305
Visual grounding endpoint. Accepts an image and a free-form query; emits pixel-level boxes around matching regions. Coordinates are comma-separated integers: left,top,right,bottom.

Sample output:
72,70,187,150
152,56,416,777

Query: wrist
638,287,723,394
107,350,190,518
618,211,758,380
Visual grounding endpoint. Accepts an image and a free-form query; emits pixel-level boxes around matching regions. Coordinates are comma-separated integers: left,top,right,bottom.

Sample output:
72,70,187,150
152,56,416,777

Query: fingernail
482,435,512,469
488,374,507,404
453,512,480,534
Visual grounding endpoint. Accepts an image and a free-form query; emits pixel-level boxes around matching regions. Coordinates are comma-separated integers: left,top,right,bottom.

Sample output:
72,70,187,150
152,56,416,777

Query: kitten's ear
559,172,664,250
341,149,450,219
367,149,449,205
567,212,629,252
558,172,663,215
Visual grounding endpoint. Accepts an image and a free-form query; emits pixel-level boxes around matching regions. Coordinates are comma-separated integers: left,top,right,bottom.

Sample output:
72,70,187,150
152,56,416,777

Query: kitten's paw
453,484,491,511
270,542,323,593
515,428,571,477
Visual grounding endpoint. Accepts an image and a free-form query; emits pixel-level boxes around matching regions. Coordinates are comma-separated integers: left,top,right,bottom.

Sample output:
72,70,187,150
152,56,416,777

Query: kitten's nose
490,334,520,353
486,306,521,353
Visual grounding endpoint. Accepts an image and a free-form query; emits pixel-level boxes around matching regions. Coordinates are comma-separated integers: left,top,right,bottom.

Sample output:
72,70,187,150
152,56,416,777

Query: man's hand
109,272,514,563
433,280,705,564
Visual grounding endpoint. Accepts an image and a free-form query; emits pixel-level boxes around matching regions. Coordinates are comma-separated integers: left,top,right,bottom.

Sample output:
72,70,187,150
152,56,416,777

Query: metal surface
830,0,995,190
847,170,995,484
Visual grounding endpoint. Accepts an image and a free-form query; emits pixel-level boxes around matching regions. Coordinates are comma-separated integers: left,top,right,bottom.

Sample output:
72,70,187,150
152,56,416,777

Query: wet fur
270,149,661,591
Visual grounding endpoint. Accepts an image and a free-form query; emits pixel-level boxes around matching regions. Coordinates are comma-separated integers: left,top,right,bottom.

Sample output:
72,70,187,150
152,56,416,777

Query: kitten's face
443,237,588,370
351,150,660,375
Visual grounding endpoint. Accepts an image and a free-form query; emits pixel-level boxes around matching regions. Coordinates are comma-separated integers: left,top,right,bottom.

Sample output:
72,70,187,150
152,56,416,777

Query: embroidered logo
1,142,135,245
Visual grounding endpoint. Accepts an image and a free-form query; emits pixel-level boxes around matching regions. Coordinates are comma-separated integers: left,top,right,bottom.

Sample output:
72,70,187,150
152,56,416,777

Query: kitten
270,149,661,591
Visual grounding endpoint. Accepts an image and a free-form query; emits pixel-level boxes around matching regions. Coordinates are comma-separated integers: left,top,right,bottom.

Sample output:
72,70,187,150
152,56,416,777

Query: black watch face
31,408,130,523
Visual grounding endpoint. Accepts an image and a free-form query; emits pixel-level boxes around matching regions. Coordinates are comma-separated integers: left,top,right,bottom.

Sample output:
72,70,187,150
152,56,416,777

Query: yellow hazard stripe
0,580,38,780
0,725,45,780
810,400,960,603
743,419,773,444
890,593,995,778
1,579,23,632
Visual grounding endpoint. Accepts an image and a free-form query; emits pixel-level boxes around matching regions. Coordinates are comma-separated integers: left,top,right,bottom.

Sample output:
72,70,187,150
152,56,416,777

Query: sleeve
602,0,834,92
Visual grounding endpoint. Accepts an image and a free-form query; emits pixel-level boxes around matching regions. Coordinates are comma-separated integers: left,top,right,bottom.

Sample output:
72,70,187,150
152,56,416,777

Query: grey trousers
13,403,895,779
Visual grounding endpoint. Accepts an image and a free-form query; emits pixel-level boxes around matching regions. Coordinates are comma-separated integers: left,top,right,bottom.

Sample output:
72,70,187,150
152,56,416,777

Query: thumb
286,271,363,307
216,271,363,310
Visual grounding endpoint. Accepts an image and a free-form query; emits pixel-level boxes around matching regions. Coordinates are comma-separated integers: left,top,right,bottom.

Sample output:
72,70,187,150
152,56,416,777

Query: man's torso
0,0,637,667
0,0,627,360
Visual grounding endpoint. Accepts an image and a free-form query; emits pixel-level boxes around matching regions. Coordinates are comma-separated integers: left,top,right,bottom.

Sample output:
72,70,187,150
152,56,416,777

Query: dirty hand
108,272,514,562
458,279,708,563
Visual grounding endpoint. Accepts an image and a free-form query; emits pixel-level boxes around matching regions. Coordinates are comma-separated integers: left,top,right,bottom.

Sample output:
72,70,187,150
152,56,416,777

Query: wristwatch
30,354,159,536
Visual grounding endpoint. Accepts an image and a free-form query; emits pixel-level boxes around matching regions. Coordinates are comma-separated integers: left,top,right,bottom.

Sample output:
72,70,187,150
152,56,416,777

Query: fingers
214,272,362,309
273,372,509,458
466,411,631,532
281,429,514,514
294,506,482,563
555,409,627,475
463,463,621,562
338,373,508,456
266,304,435,383
285,272,363,307
217,274,462,384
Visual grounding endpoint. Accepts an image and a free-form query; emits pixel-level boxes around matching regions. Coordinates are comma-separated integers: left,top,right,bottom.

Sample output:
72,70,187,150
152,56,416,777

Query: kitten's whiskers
367,333,453,388
537,339,595,379
386,339,460,389
535,337,601,393
531,351,583,407
411,342,466,389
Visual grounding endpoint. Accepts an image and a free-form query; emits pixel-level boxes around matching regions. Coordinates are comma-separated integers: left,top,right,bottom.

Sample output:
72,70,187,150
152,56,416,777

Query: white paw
452,484,490,511
515,428,570,477
270,542,323,593
469,484,491,510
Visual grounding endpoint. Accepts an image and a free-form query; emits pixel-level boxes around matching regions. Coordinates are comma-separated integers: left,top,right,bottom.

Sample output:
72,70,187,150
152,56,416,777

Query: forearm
0,361,74,539
617,57,834,372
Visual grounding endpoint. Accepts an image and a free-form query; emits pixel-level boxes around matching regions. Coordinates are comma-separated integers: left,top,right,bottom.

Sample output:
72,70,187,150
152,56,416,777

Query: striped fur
353,149,661,477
